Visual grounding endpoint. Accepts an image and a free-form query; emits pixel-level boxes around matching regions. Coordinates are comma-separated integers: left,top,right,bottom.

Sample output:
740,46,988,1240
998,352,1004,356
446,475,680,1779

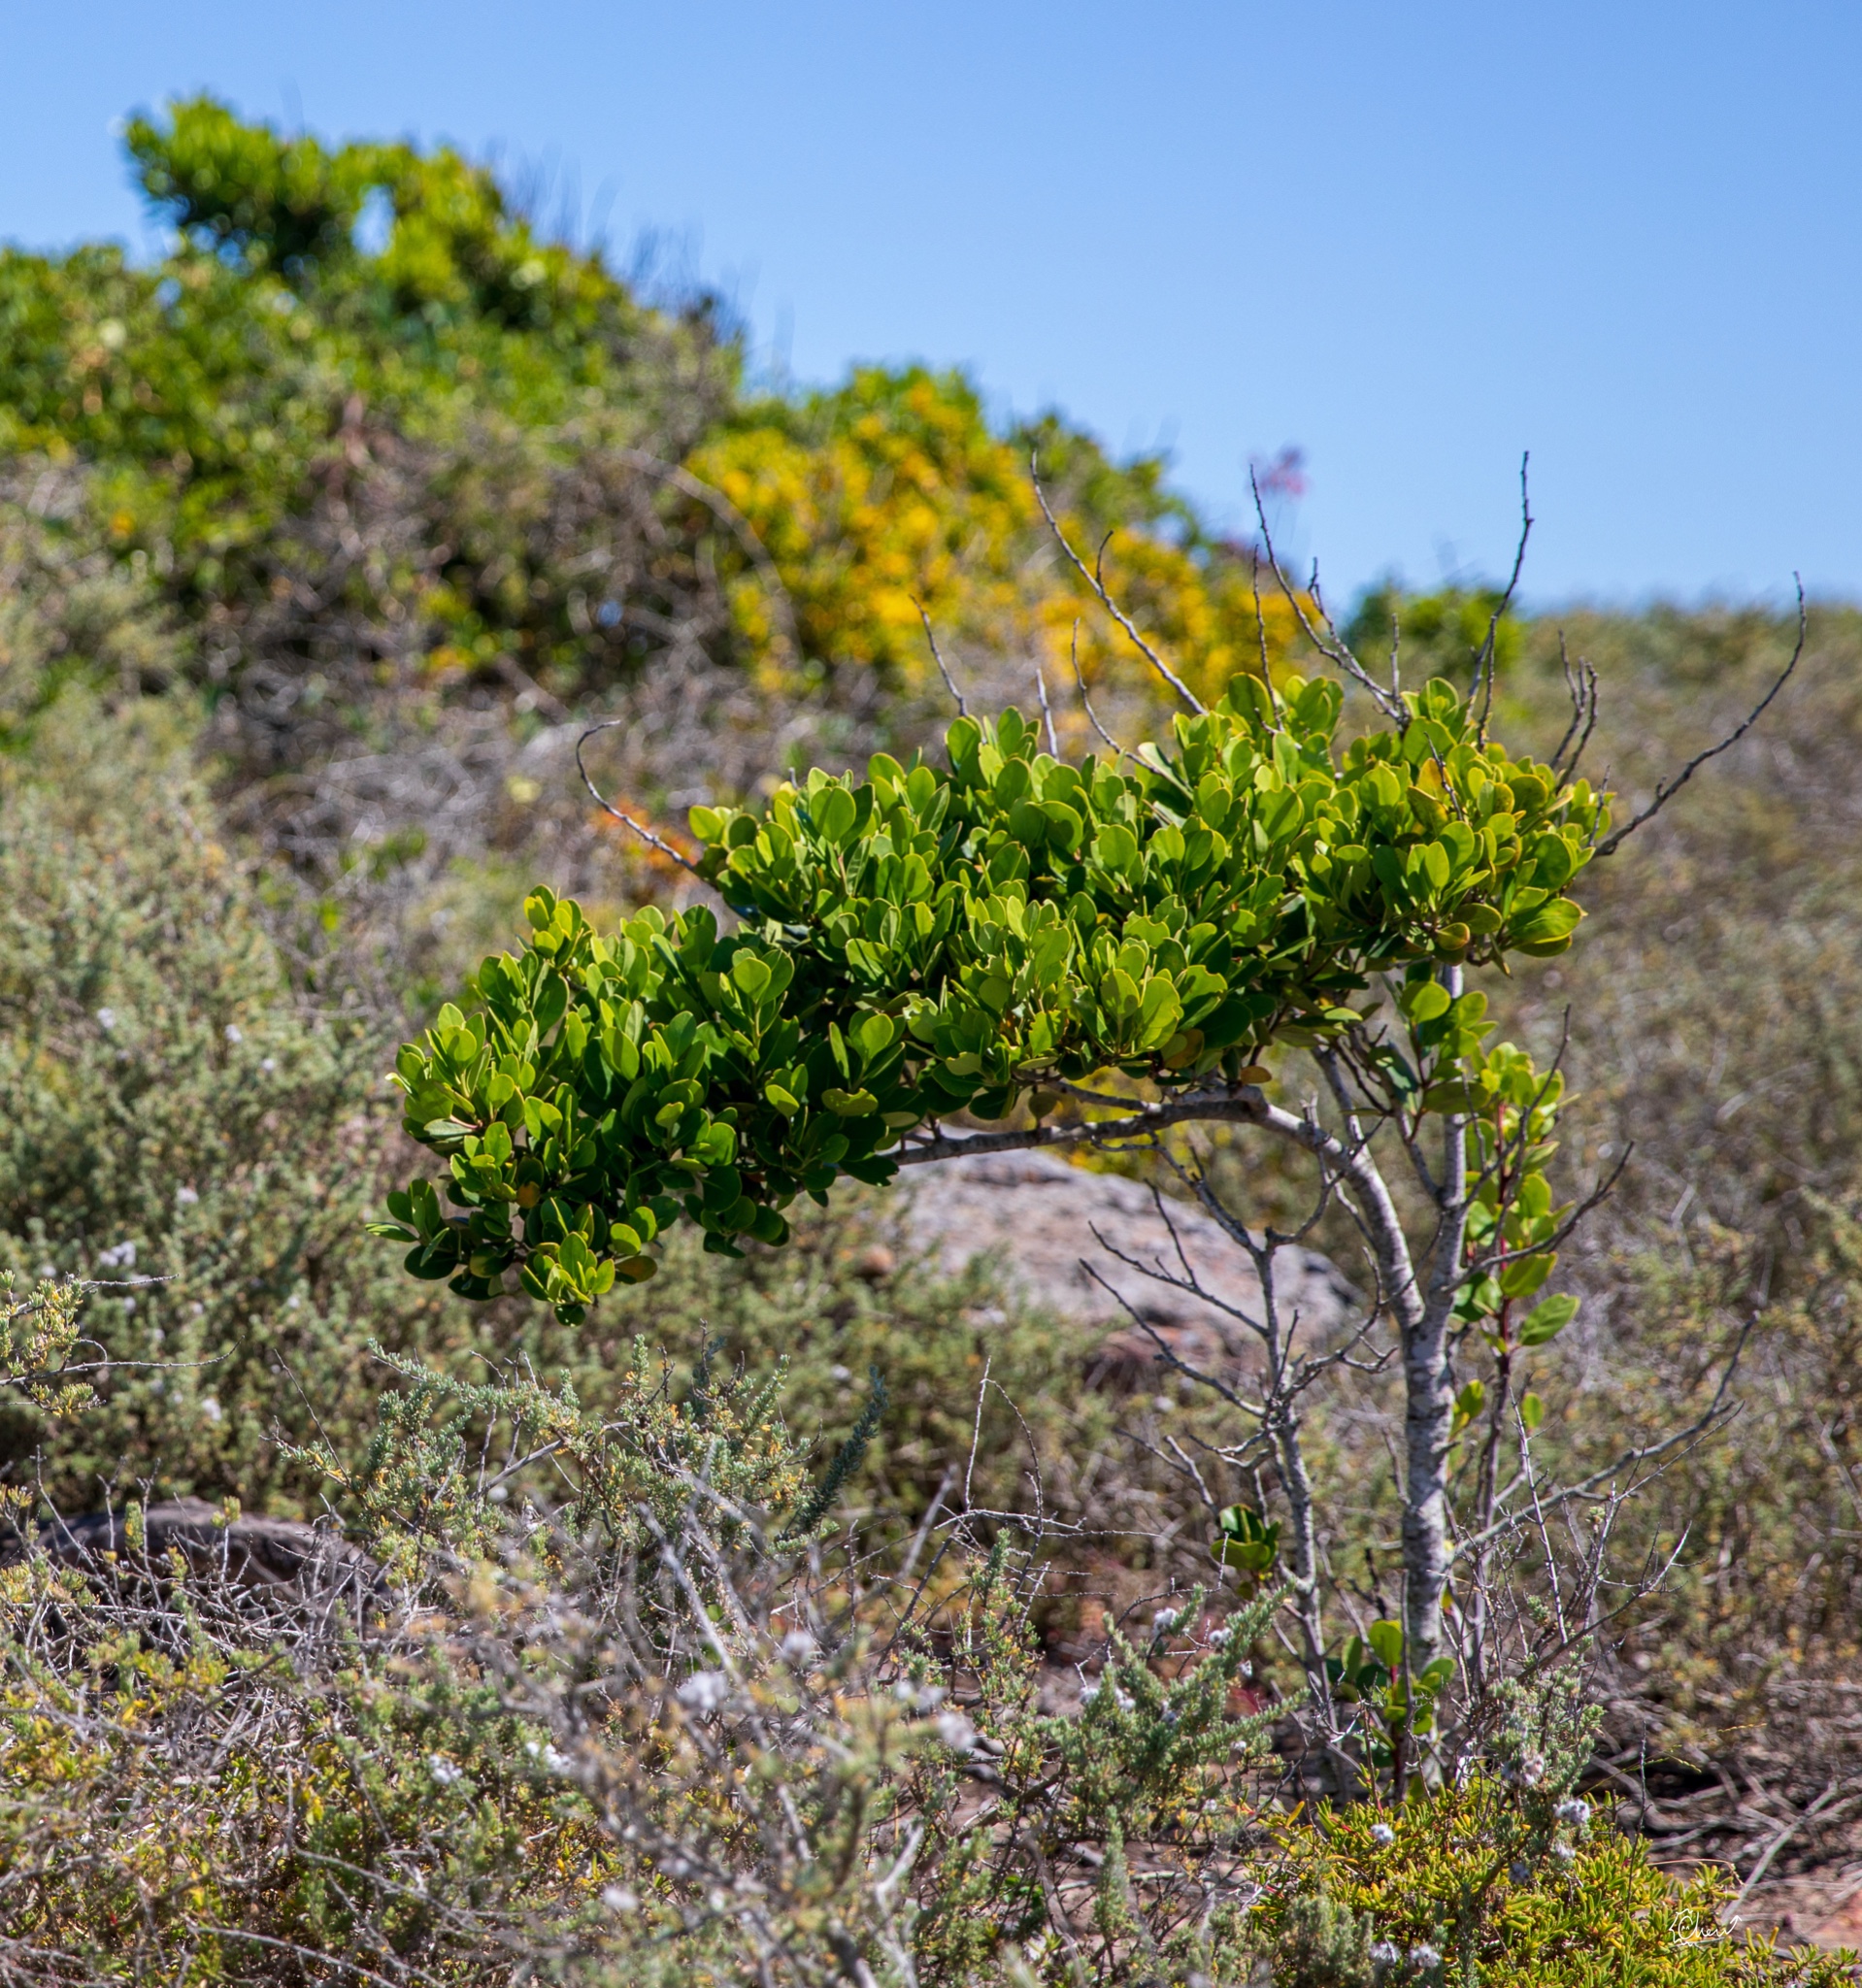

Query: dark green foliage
781,1364,887,1540
1346,580,1524,689
385,677,1604,1315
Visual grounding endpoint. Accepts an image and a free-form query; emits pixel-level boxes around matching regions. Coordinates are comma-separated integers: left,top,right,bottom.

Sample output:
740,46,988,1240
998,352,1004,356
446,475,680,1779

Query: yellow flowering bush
694,367,1312,702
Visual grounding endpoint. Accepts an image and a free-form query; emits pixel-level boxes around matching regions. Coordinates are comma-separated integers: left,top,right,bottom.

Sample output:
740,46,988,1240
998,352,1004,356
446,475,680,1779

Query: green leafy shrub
1251,1778,1854,1985
0,689,487,1510
384,674,1603,1311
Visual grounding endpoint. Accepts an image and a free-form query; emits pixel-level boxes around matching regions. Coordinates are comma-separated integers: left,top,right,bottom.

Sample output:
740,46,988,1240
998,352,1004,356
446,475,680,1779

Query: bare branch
614,447,801,673
575,719,706,877
914,601,968,717
1473,454,1532,741
1452,1318,1754,1561
1249,468,1406,722
1030,453,1206,714
1592,579,1809,857
1033,663,1060,755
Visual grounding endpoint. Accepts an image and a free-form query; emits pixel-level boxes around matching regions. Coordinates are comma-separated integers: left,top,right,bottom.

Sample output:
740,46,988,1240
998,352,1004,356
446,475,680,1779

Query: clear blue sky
2,1,1856,606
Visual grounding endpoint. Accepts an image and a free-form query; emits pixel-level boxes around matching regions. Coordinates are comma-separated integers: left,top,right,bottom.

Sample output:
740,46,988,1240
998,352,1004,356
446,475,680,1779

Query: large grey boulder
897,1148,1359,1388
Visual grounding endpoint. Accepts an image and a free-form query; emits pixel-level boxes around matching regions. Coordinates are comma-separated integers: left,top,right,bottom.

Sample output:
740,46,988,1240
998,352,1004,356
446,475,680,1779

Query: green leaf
1403,980,1451,1024
1518,1291,1579,1346
533,973,568,1035
812,786,857,845
1498,1253,1553,1301
1420,1080,1478,1114
731,952,772,999
1367,1619,1405,1672
1513,897,1582,954
1093,822,1138,870
1257,787,1302,843
1212,1502,1280,1574
852,1011,896,1061
1518,1391,1546,1431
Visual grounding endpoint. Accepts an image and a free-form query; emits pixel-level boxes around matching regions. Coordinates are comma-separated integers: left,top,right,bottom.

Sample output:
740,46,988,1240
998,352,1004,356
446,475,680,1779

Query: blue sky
2,1,1856,605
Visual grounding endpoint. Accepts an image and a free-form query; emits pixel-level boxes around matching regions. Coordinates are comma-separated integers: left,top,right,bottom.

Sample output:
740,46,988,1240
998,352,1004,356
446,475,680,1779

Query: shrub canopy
384,672,1606,1320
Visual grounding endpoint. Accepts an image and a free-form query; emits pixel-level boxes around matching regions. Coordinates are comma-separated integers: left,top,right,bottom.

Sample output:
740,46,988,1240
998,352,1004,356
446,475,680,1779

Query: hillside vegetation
1,98,1858,1983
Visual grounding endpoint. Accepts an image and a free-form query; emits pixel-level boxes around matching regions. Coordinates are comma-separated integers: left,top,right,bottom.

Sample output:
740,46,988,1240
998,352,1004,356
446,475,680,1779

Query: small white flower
677,1670,729,1715
1208,1624,1233,1647
1152,1606,1180,1640
96,1241,137,1270
1409,1943,1442,1971
936,1710,977,1751
1551,1840,1577,1865
1516,1750,1546,1788
1370,1822,1396,1845
95,1008,116,1031
429,1754,464,1785
199,1396,221,1424
260,1057,276,1073
779,1629,816,1667
602,1885,638,1913
175,1186,199,1207
224,1023,243,1044
1510,1858,1531,1884
1369,1941,1402,1968
1555,1797,1589,1827
487,1482,509,1504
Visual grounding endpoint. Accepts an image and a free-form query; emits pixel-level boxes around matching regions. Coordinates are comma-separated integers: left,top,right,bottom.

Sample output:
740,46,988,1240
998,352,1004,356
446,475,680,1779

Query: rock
8,1497,382,1606
897,1148,1358,1386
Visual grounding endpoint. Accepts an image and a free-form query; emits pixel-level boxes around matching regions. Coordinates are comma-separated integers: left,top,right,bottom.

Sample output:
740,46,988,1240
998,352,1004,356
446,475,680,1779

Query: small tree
379,528,1801,1770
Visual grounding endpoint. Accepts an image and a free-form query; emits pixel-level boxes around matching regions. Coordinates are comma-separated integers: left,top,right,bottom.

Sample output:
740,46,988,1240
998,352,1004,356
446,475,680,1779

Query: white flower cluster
1080,1676,1135,1712
1370,1938,1442,1976
676,1670,730,1716
935,1710,977,1752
